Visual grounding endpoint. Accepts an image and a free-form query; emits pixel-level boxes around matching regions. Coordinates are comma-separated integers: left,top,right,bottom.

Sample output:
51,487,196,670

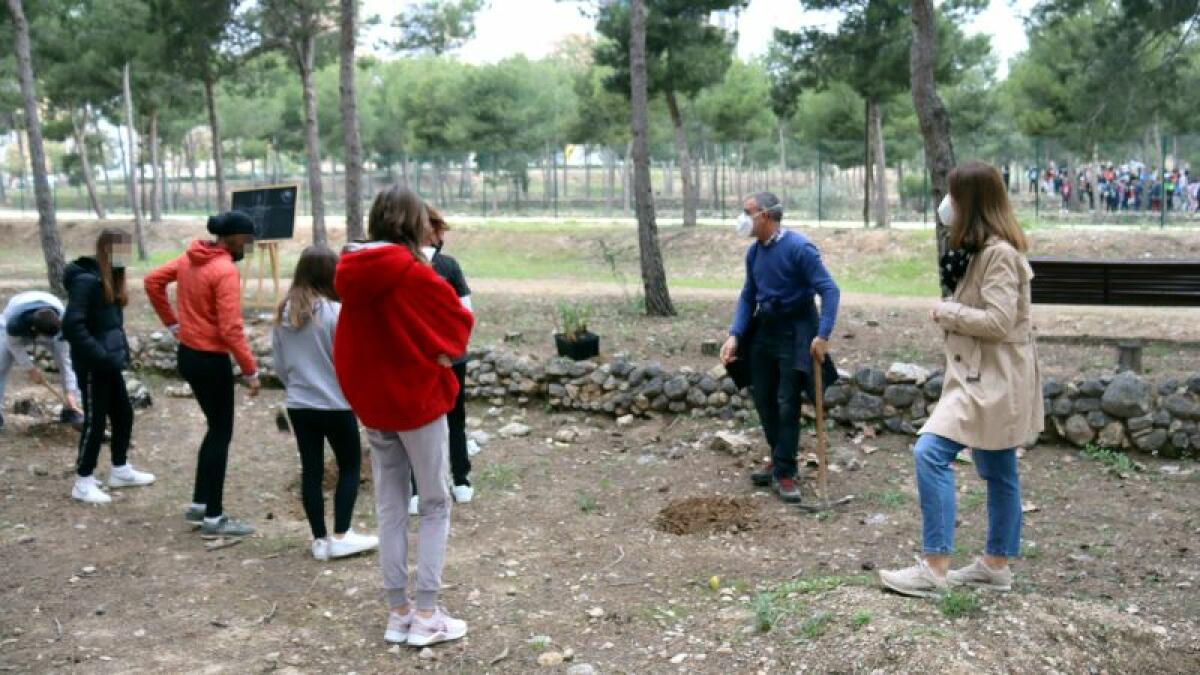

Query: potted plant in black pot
554,301,599,360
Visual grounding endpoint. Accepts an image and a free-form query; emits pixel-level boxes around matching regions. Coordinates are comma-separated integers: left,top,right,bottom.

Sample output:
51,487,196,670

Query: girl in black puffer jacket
63,229,155,505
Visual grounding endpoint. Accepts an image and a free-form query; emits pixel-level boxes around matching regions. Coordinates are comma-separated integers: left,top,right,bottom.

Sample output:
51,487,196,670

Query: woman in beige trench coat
880,161,1043,598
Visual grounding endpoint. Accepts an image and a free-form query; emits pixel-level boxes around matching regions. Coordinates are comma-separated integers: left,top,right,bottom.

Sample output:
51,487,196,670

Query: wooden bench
1029,258,1200,372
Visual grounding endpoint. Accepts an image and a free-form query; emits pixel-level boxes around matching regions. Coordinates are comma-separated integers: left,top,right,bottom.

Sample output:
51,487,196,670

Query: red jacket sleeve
143,255,181,328
405,265,474,363
214,264,258,376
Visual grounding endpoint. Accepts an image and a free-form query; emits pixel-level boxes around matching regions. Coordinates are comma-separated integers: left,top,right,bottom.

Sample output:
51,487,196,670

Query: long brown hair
96,228,131,307
367,185,430,262
948,161,1029,252
427,204,449,239
276,245,339,328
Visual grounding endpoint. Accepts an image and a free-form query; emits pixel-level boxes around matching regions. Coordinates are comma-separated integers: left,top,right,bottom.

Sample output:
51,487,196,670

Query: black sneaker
775,477,803,504
200,516,256,537
750,461,774,487
60,408,84,428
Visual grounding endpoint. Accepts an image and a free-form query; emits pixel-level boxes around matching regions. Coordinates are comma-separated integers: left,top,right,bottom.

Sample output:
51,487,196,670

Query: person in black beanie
144,211,261,536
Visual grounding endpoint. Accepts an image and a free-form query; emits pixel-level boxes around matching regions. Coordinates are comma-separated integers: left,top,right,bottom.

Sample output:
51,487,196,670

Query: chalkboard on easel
231,184,298,240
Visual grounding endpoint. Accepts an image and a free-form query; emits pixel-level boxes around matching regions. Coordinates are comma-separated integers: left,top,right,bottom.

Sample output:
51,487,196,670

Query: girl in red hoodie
144,211,260,537
334,186,473,648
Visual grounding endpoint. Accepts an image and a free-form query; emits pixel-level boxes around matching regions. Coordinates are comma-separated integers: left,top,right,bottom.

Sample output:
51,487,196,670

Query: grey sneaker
184,505,205,524
200,516,256,537
879,558,949,598
948,558,1013,591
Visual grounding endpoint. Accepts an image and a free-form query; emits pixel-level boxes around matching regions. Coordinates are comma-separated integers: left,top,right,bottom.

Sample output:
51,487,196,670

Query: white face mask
421,246,437,260
734,212,754,238
937,194,955,228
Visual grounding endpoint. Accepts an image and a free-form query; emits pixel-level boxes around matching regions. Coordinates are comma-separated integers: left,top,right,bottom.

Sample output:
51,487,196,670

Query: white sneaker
452,484,474,503
108,464,156,488
72,476,112,504
406,608,467,647
384,608,414,644
948,558,1013,591
879,558,949,598
328,529,379,559
311,538,330,561
409,495,420,516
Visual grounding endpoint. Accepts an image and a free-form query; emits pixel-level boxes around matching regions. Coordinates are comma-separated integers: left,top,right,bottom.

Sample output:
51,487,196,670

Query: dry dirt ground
1,219,1199,673
2,380,1199,674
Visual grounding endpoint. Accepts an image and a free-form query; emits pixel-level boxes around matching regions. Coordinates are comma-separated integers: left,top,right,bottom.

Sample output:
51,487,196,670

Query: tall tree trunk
203,73,227,211
339,0,364,241
9,0,66,295
664,159,673,196
15,116,27,207
910,0,957,286
630,0,674,317
184,134,199,199
605,146,615,215
71,108,105,219
711,144,720,210
869,99,889,228
621,140,633,215
583,144,591,202
148,109,163,222
299,36,327,245
862,99,871,228
663,89,696,227
121,63,147,260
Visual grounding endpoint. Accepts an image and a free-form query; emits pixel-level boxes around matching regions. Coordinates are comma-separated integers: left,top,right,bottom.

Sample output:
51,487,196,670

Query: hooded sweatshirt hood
334,242,420,305
64,256,100,288
186,239,233,266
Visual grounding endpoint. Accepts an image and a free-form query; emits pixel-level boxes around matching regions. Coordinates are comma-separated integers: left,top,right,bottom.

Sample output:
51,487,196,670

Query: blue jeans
749,320,805,480
913,433,1022,558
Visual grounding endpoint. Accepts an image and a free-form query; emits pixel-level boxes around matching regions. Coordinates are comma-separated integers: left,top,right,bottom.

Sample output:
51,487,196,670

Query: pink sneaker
384,608,414,644
406,608,467,647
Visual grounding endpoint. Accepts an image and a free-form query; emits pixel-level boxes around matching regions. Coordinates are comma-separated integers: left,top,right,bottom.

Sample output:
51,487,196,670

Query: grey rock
1188,375,1200,395
498,422,532,438
651,395,669,412
567,665,598,675
1063,415,1095,447
639,378,663,398
546,358,572,377
1127,414,1154,432
1154,410,1173,428
1100,372,1152,418
1073,398,1102,413
847,392,885,422
884,384,921,408
1158,379,1181,396
1097,422,1125,449
886,362,930,385
687,387,708,407
668,401,688,413
1086,410,1109,429
1169,432,1190,452
548,384,566,399
720,377,739,395
1161,394,1200,420
698,376,719,394
627,367,646,386
663,377,689,401
923,376,944,400
1133,428,1168,453
1079,379,1106,398
1052,397,1073,417
855,368,888,395
823,384,851,407
1042,380,1064,398
709,431,753,456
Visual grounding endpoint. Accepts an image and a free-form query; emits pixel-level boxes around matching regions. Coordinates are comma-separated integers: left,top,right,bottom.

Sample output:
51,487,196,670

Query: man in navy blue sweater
720,192,840,503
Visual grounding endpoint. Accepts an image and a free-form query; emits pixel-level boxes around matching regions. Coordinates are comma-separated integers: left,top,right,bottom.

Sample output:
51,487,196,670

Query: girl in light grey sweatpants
369,417,452,612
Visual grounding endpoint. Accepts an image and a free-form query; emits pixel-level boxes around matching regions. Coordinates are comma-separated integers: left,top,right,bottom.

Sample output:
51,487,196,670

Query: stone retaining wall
35,330,1200,460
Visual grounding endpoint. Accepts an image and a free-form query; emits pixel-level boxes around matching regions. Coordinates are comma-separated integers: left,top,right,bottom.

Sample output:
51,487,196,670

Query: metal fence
4,135,1198,228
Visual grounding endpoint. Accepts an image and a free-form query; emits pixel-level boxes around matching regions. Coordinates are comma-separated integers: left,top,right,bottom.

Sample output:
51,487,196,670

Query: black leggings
75,367,133,478
413,362,470,495
177,344,234,519
287,408,362,539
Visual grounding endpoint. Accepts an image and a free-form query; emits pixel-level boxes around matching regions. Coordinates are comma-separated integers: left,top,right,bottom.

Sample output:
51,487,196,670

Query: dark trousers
177,344,235,519
750,321,808,480
412,362,471,495
75,367,132,477
287,408,362,539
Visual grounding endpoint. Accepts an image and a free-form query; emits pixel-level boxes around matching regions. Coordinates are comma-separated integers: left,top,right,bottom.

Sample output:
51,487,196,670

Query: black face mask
939,247,975,297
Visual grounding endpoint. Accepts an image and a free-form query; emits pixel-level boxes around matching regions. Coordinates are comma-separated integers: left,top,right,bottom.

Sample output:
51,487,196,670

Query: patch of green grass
753,593,798,634
797,611,835,640
839,253,941,297
939,589,981,619
867,490,907,509
1081,442,1137,474
575,491,599,514
959,491,986,512
1021,541,1041,560
475,463,519,492
851,611,872,630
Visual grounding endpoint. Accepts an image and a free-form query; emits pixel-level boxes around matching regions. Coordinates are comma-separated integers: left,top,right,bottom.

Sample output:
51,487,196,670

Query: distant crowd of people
1019,163,1198,214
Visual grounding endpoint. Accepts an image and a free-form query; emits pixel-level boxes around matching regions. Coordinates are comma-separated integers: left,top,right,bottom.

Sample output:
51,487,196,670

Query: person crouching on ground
720,191,840,505
63,228,155,504
333,186,473,647
0,291,84,432
273,245,379,561
409,205,475,516
879,161,1042,597
144,211,261,537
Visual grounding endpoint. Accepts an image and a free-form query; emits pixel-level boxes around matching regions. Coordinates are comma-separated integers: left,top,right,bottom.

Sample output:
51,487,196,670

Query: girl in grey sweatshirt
272,245,378,561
